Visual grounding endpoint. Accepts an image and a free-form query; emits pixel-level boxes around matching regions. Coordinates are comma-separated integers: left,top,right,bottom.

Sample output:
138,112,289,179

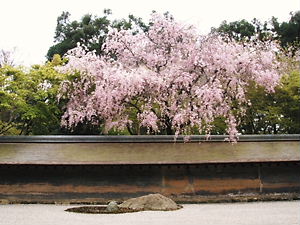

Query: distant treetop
46,9,149,61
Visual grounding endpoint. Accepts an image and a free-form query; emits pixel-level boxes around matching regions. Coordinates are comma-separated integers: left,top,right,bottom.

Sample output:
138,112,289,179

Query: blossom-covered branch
58,13,282,141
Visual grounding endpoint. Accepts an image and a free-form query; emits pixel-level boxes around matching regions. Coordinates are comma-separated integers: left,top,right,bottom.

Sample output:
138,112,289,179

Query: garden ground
0,201,299,225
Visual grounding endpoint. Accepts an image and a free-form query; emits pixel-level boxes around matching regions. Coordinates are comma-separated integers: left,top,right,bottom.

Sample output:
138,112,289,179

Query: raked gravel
0,201,299,225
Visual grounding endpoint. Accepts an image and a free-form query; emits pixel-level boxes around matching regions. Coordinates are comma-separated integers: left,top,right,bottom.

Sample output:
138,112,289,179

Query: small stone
106,201,119,212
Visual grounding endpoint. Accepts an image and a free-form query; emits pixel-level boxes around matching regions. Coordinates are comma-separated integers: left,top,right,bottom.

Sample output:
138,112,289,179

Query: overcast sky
0,0,299,66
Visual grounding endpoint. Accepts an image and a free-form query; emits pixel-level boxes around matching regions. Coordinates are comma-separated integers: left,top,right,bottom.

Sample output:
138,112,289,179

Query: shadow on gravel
65,206,140,214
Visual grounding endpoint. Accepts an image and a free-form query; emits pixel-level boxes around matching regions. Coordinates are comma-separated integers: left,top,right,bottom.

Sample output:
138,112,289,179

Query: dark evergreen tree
46,9,149,60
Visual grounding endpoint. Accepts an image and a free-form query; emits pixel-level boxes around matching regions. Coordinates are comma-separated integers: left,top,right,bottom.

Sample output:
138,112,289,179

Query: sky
0,0,299,66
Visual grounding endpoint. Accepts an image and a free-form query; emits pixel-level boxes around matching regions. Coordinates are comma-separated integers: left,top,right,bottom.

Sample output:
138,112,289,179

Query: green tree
239,61,300,134
47,10,110,60
47,10,148,60
211,18,272,42
212,11,300,51
0,56,66,135
212,19,257,41
270,11,300,53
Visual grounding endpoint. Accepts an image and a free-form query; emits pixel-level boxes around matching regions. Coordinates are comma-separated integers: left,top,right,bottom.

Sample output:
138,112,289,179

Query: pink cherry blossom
58,13,282,141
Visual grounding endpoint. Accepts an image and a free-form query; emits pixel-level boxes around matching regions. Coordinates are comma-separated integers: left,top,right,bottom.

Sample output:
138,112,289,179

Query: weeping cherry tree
58,13,282,141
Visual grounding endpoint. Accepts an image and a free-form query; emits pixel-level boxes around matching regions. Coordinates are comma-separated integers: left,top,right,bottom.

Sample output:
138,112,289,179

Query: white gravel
0,201,299,225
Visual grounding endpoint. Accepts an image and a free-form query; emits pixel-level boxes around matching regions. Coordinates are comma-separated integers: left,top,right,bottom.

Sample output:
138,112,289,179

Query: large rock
119,193,181,211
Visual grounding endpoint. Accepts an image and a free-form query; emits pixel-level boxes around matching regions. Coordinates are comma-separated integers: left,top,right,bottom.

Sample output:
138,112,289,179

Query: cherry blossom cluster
58,13,282,141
